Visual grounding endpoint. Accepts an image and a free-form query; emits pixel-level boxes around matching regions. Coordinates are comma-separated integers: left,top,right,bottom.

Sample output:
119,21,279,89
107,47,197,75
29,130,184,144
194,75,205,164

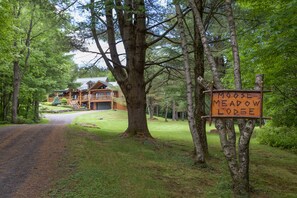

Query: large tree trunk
176,4,205,164
12,60,21,124
33,100,39,122
90,0,152,138
193,0,208,156
123,74,151,137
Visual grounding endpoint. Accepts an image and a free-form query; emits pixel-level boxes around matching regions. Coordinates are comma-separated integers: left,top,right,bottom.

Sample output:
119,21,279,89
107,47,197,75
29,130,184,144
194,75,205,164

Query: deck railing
48,93,113,103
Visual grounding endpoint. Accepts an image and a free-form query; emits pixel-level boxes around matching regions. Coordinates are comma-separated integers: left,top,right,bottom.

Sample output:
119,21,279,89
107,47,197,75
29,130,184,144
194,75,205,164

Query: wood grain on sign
211,91,262,118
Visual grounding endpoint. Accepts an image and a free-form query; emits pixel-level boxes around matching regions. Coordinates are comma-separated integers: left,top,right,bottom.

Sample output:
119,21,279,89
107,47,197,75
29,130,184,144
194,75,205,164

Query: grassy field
49,110,297,198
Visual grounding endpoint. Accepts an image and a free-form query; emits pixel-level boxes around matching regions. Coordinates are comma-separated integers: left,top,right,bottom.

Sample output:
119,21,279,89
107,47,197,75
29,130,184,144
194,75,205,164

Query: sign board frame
204,88,270,125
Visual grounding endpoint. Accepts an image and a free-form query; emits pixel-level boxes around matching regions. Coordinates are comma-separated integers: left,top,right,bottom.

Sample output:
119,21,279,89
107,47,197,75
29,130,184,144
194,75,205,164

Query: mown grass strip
49,110,297,198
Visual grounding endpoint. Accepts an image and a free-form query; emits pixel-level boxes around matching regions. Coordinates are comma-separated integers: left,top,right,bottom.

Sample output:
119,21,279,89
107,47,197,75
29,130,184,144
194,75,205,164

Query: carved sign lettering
211,91,262,118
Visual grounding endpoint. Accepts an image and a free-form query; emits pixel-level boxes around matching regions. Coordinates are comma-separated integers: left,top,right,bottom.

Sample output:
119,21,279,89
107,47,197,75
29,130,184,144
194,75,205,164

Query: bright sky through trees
67,0,126,67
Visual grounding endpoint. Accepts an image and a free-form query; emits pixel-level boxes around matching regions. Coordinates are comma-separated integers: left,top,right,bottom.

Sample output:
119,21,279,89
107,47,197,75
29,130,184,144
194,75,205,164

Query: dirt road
0,111,93,198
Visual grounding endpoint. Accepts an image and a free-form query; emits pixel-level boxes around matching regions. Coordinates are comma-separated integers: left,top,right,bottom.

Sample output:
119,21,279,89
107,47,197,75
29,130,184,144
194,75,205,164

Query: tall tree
0,0,14,122
191,0,263,196
11,1,27,123
88,0,176,137
175,4,205,164
0,0,75,123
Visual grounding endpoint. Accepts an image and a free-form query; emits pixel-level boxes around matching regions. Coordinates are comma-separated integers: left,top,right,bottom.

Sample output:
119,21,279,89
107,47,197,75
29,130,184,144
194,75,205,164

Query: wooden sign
209,90,263,118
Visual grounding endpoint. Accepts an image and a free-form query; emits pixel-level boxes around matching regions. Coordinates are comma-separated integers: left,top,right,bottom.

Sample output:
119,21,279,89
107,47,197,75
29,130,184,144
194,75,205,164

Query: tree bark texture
12,60,21,124
90,0,151,137
172,100,176,121
147,96,154,119
176,4,205,164
124,74,151,137
11,5,22,124
213,36,226,79
225,0,242,90
34,99,39,122
193,0,208,156
189,0,223,89
164,102,168,122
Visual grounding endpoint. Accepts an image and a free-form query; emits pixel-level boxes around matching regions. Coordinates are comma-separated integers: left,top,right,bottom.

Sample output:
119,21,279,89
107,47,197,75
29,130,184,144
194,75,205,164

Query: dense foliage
0,0,76,123
257,125,297,152
226,0,297,127
218,0,297,150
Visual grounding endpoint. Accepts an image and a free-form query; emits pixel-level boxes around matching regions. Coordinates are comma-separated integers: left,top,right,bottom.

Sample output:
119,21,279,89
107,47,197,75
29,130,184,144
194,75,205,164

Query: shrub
17,116,34,124
61,97,68,105
257,126,297,151
0,121,10,125
52,96,61,106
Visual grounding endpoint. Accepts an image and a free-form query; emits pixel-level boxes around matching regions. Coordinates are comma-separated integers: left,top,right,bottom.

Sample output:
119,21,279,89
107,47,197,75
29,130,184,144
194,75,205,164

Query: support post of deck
88,90,91,109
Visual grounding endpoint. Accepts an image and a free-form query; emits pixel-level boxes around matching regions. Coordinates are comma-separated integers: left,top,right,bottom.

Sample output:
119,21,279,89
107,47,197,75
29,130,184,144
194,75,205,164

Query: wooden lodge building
48,77,126,110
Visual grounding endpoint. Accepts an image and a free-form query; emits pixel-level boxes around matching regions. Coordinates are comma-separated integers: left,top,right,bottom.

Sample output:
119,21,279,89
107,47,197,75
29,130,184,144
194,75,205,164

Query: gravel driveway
0,111,96,198
44,110,96,124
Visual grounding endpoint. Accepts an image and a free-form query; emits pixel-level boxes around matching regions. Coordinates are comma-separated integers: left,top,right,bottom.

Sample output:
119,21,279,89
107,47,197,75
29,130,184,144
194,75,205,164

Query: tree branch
90,0,114,71
145,67,165,85
197,76,215,90
225,0,242,89
189,0,223,89
146,14,177,31
146,31,180,45
147,21,178,47
274,84,297,106
145,52,185,67
203,0,225,30
56,0,78,15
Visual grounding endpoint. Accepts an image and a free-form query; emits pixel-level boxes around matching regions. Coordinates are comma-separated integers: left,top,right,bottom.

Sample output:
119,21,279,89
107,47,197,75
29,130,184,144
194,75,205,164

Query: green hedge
257,126,297,151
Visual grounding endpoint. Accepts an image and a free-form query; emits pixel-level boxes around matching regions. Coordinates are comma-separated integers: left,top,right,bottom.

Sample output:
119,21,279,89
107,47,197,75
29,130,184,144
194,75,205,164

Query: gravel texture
0,111,95,198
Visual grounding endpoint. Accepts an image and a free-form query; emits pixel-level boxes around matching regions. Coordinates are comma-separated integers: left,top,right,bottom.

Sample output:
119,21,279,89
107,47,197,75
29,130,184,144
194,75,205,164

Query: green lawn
49,110,297,198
